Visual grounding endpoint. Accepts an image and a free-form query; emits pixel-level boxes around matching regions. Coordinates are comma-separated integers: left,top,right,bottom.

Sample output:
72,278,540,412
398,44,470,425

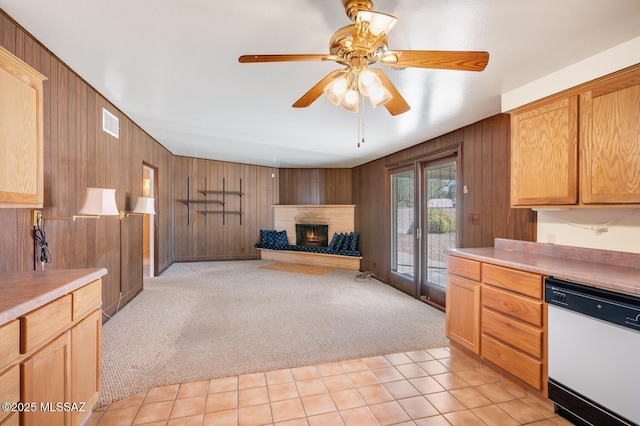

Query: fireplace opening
295,224,329,247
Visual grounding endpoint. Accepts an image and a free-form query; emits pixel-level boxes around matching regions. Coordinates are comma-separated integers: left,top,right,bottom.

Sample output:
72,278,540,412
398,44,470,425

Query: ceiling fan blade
383,50,489,72
239,54,335,63
371,69,410,116
292,69,345,108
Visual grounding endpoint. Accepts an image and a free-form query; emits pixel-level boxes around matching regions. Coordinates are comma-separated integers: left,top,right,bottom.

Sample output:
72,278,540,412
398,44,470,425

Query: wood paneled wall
173,156,279,261
0,9,535,314
0,11,175,318
352,114,536,283
279,169,352,205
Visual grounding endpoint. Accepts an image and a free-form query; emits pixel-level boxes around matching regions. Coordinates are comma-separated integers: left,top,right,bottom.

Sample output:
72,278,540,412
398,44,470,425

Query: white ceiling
2,0,640,168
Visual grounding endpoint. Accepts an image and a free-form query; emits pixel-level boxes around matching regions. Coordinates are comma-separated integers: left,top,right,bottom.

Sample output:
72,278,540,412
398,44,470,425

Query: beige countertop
448,239,640,297
0,268,107,326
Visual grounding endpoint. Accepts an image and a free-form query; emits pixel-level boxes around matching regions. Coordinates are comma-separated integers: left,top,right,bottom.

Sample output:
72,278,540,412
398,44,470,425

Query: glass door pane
421,159,457,307
391,169,415,278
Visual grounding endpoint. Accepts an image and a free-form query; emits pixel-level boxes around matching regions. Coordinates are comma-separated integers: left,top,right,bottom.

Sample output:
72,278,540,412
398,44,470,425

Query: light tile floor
87,347,574,426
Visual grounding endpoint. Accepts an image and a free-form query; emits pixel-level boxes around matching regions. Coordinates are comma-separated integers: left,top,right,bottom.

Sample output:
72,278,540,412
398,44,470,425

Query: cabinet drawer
0,321,19,370
0,365,19,423
483,286,543,327
20,294,72,354
482,334,543,390
482,309,543,358
482,263,543,299
448,256,481,281
73,279,102,321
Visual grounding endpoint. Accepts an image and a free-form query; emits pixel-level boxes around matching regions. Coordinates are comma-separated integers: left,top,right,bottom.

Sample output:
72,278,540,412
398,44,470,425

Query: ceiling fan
239,0,489,116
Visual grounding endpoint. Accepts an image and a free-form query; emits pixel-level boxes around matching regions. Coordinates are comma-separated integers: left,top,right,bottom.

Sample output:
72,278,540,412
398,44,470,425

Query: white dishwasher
545,277,640,426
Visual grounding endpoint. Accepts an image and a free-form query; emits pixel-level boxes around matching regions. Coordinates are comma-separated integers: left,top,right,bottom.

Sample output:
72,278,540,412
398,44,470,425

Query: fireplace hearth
296,224,329,247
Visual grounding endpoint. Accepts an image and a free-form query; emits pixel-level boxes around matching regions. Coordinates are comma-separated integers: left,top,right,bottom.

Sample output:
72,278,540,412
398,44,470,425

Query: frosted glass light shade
358,11,397,36
79,187,119,216
369,84,393,108
324,76,348,105
340,89,360,113
133,197,156,214
357,68,382,97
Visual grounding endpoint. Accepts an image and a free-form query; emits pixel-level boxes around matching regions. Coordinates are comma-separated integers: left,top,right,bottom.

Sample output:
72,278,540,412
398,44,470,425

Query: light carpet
99,260,447,407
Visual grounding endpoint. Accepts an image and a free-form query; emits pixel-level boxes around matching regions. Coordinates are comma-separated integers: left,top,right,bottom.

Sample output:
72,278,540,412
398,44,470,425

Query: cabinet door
0,46,45,208
21,332,71,426
445,275,481,354
71,310,101,426
510,97,578,206
580,73,640,204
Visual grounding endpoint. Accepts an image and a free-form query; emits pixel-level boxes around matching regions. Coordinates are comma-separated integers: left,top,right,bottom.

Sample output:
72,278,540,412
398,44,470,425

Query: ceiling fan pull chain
357,94,365,147
361,96,366,146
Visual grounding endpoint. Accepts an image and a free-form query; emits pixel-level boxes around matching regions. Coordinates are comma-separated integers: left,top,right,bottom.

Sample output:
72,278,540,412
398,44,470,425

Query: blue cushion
349,232,358,251
274,230,288,247
340,233,351,251
327,233,340,251
266,230,277,247
332,233,345,253
255,230,277,248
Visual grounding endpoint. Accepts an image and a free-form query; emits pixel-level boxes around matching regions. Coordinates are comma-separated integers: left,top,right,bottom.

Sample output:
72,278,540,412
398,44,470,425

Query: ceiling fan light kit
238,0,489,116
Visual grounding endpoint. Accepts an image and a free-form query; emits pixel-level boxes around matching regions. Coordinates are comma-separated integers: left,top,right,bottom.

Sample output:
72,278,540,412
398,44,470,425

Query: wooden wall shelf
180,177,243,225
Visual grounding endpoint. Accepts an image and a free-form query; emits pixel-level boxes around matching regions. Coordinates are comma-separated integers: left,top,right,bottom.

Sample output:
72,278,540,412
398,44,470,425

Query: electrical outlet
468,212,480,225
31,210,42,227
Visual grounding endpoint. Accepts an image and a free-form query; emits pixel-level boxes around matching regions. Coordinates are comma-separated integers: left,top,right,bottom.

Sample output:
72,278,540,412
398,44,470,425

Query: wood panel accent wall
352,114,536,283
272,205,355,245
0,11,175,318
279,168,352,205
173,156,279,261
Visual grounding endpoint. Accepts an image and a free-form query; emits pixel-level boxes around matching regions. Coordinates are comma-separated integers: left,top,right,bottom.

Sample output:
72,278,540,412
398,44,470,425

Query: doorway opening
143,165,155,278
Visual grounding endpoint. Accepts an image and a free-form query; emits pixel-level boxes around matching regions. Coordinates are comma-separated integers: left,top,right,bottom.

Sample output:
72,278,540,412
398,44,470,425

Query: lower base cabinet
22,332,71,426
70,310,101,426
446,255,547,394
0,276,102,426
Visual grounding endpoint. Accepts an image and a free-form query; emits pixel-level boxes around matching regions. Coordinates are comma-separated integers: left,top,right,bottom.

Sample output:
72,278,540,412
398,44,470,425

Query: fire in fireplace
295,224,329,247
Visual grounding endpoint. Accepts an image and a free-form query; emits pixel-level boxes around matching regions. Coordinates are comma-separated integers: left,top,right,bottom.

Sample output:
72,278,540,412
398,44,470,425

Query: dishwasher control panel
545,277,640,332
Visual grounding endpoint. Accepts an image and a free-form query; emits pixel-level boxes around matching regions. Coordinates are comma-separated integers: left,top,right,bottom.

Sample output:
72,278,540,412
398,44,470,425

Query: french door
419,157,458,308
390,151,459,308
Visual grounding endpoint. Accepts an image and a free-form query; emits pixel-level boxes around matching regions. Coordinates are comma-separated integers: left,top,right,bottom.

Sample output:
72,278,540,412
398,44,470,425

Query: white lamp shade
133,197,156,214
79,187,119,216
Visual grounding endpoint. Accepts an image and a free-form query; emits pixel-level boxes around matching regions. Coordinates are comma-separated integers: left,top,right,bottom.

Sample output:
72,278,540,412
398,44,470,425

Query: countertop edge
0,268,108,326
448,248,640,297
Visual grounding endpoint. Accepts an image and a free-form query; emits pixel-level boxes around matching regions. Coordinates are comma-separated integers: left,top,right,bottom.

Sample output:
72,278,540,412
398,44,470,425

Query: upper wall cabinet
0,46,46,208
510,64,640,208
580,72,640,204
510,97,578,206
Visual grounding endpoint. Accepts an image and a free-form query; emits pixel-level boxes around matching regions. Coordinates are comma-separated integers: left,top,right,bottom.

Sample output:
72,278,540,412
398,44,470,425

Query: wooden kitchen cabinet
0,46,46,208
481,263,547,393
445,257,548,394
580,69,640,204
510,64,640,208
0,320,19,425
70,310,101,426
22,332,71,426
0,276,103,426
510,96,578,206
446,256,481,354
